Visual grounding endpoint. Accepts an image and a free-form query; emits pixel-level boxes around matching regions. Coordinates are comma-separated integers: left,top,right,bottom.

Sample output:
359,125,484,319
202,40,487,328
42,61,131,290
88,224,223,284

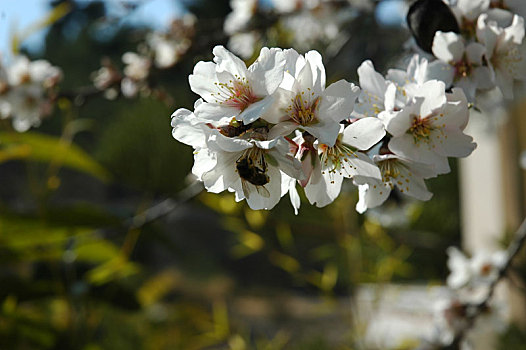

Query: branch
124,180,204,230
423,217,526,350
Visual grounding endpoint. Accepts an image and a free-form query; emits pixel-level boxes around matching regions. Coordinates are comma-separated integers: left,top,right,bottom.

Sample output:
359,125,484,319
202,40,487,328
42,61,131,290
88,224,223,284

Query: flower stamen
212,76,261,111
287,92,320,126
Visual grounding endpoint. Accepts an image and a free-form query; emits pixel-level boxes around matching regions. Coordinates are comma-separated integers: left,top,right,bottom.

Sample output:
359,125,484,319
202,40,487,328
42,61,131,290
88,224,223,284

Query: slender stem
436,216,526,349
124,181,204,229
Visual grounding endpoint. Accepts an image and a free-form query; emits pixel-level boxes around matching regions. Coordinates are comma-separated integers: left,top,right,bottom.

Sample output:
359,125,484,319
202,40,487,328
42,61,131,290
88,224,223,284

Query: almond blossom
352,60,398,119
190,46,287,124
171,106,303,210
476,12,526,99
264,49,360,147
451,0,490,38
298,118,385,208
386,54,429,104
447,247,508,292
2,56,62,132
121,52,151,98
354,153,437,213
382,84,476,174
428,31,493,101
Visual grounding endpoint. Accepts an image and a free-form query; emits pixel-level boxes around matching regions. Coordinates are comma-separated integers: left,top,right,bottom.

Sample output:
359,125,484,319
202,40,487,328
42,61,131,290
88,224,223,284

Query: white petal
354,180,390,213
344,151,382,179
442,88,469,130
268,121,298,139
396,164,433,201
436,129,476,158
358,60,387,100
318,80,360,122
207,131,252,153
342,117,386,150
238,95,275,124
171,108,208,149
504,14,525,45
388,134,451,174
426,61,455,88
194,101,239,122
295,59,314,91
465,42,486,66
432,31,465,63
304,50,326,93
304,170,343,208
303,120,341,147
213,45,248,79
188,61,218,103
384,99,422,137
415,80,447,117
456,0,489,21
248,47,287,95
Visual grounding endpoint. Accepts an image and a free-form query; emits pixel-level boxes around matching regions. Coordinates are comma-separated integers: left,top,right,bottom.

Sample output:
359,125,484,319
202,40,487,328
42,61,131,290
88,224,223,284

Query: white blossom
264,49,361,147
189,46,287,124
121,52,151,98
427,31,494,100
300,118,385,208
171,106,303,210
2,56,62,132
447,247,508,292
354,153,437,213
386,54,430,104
227,31,259,59
476,12,526,98
224,0,258,35
382,84,476,174
353,60,397,119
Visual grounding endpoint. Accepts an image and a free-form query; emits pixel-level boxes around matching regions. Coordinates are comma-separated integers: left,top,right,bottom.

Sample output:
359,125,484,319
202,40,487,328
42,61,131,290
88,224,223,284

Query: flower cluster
92,14,196,99
427,247,509,347
426,0,526,101
0,55,62,132
171,46,476,212
223,0,358,59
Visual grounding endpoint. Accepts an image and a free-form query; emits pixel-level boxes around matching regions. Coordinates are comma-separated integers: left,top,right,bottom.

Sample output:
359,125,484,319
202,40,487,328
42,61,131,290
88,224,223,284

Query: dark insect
236,156,270,198
218,123,251,137
406,0,460,53
236,157,269,186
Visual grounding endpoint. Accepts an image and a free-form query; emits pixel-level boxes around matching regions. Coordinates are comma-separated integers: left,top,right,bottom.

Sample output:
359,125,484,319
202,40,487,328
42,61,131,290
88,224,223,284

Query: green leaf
0,131,110,182
11,2,71,54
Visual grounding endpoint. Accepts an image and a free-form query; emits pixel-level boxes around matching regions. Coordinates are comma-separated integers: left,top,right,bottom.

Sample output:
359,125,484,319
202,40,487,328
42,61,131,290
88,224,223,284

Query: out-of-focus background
0,0,525,349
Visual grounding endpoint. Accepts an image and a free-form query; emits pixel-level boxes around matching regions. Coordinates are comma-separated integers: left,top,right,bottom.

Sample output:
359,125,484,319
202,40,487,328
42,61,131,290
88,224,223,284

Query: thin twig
124,180,204,230
439,217,526,349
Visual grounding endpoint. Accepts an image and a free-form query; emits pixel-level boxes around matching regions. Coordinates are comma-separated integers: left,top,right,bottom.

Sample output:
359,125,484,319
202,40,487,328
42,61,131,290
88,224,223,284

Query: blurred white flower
447,247,508,292
122,52,151,81
476,12,526,98
427,31,493,100
227,31,259,59
2,55,62,132
224,0,258,35
7,56,62,88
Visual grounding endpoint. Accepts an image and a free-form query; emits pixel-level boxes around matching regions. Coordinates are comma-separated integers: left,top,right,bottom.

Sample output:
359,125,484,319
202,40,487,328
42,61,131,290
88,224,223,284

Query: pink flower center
213,77,261,111
454,58,472,81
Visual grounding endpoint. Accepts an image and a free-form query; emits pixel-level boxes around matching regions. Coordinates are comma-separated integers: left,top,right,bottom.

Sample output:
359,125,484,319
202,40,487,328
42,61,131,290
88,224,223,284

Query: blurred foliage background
0,0,495,349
